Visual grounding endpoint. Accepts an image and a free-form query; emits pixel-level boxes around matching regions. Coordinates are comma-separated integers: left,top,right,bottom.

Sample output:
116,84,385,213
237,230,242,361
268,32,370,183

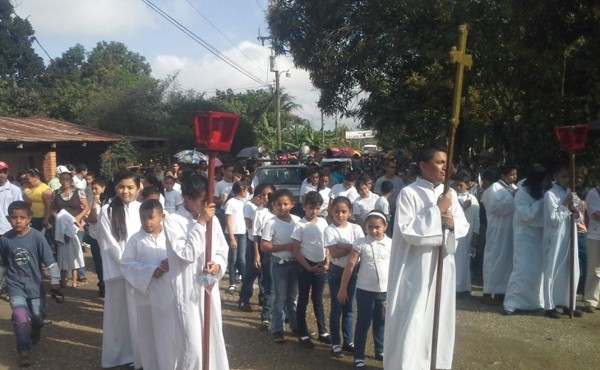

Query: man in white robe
385,149,469,370
164,203,230,370
481,166,518,302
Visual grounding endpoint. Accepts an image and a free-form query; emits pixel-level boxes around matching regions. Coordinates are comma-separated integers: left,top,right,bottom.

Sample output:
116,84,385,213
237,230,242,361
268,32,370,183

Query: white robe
385,178,469,370
55,210,85,271
164,207,230,370
98,201,142,368
481,180,517,294
504,187,545,312
121,230,177,370
455,193,479,292
543,184,579,310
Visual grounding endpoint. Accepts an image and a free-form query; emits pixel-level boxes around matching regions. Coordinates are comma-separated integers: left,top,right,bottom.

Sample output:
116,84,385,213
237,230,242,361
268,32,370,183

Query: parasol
174,149,207,164
237,146,259,158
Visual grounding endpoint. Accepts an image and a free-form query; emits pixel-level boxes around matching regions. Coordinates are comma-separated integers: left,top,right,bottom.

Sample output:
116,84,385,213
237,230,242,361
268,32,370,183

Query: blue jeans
328,263,358,346
87,235,104,289
10,296,45,353
354,289,386,360
240,237,273,320
226,234,247,286
270,256,298,334
578,232,587,294
297,260,328,337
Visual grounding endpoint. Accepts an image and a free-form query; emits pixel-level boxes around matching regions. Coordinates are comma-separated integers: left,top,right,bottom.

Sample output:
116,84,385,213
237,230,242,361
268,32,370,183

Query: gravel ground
1,252,599,369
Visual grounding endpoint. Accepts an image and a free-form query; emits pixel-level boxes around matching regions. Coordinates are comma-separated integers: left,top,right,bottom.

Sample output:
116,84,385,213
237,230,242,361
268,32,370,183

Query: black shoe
239,303,252,312
30,327,41,345
298,337,315,349
271,332,285,343
562,307,583,317
318,333,332,344
259,320,270,331
545,309,561,319
375,352,384,361
331,345,344,358
342,342,355,353
502,310,514,316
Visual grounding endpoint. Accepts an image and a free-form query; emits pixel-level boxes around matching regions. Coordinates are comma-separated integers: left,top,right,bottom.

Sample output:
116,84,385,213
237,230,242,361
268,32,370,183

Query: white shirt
353,236,392,292
291,217,328,262
224,197,246,235
164,188,183,214
300,181,318,203
214,180,233,201
0,180,23,235
374,196,390,217
243,201,258,236
353,192,380,220
253,207,274,237
324,223,365,268
262,215,300,260
374,175,404,206
73,174,87,191
329,183,359,203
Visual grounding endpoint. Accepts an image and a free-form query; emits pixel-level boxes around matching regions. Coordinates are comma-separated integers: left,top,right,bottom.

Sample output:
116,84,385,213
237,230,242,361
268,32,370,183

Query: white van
362,144,378,152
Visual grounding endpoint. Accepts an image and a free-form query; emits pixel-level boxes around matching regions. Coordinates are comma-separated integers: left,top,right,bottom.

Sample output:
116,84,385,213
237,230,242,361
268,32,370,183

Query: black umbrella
237,146,259,157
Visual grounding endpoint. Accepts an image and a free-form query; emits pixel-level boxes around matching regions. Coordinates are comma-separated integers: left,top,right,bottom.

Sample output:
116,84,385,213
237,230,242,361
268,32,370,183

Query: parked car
252,164,308,216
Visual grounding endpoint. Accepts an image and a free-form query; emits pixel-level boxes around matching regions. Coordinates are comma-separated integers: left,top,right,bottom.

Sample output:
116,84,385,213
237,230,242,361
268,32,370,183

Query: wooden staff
431,25,472,370
203,151,217,370
568,152,576,319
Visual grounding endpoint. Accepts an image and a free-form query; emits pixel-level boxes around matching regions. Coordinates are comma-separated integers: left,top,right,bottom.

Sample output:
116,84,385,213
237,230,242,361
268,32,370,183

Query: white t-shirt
329,183,359,203
353,192,380,220
291,217,328,262
324,223,364,268
374,196,390,216
243,201,258,236
262,215,300,260
353,236,392,293
224,197,246,235
300,181,318,203
73,175,87,191
214,180,233,201
253,207,274,238
319,188,331,216
164,189,183,214
373,175,404,205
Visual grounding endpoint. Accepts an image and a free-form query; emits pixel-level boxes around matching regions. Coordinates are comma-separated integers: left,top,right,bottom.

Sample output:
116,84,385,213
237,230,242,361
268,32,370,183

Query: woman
19,169,52,232
166,162,181,180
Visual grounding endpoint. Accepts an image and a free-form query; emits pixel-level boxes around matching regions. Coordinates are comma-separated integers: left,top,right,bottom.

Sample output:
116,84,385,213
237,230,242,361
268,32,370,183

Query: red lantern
554,125,589,151
194,111,240,152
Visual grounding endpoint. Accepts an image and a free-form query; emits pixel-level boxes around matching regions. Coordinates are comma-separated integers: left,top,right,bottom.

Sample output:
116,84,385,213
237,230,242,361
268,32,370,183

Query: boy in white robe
453,174,480,294
385,149,469,370
121,200,177,370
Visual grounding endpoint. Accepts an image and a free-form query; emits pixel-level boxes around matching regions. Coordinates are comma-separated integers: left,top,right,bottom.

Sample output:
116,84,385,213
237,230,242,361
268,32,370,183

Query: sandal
51,289,65,304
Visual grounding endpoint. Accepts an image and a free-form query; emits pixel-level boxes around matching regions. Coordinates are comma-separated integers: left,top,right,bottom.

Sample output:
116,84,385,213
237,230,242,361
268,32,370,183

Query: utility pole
275,67,282,150
321,110,325,148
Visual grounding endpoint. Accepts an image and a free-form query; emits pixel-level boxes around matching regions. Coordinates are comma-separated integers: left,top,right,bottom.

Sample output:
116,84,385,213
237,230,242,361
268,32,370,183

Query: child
163,175,183,214
328,171,360,216
291,191,331,348
224,181,249,293
300,168,320,204
121,199,176,370
324,196,365,357
98,171,142,369
453,173,480,294
0,201,60,367
87,178,107,297
374,180,393,222
338,211,391,368
261,189,301,343
318,172,331,217
163,172,230,369
353,176,380,231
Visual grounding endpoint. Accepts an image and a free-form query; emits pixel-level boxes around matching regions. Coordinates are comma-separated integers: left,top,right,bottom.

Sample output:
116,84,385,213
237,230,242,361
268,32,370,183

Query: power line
31,37,52,61
141,0,267,86
253,0,266,12
183,0,266,78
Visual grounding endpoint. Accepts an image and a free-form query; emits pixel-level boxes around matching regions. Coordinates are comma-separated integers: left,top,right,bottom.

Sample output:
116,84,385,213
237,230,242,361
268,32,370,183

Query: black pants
296,259,328,337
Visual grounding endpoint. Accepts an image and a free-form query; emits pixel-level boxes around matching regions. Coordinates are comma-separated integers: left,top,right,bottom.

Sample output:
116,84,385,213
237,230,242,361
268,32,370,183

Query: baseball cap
56,165,69,174
0,161,8,171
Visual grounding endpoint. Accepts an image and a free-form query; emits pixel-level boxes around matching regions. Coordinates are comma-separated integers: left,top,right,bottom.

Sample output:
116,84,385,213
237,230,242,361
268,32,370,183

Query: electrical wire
141,0,267,86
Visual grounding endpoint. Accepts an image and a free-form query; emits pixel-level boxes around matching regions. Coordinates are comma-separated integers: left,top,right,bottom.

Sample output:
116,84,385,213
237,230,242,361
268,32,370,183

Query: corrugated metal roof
0,116,162,143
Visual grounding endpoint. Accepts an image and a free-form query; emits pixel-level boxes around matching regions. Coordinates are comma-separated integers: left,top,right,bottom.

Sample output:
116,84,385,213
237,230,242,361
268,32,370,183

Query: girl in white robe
98,171,142,368
164,173,230,370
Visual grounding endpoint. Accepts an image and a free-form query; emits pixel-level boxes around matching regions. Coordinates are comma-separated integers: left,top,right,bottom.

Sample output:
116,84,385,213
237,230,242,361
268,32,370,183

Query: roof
0,116,162,143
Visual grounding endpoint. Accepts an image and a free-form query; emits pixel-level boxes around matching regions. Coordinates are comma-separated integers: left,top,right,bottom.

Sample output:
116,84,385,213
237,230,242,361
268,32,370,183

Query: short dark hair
272,189,294,204
8,201,32,217
499,164,517,176
141,186,161,199
416,148,447,175
303,191,323,206
92,178,107,187
380,180,394,195
452,171,471,184
344,171,359,182
76,163,88,172
181,172,208,200
140,199,163,214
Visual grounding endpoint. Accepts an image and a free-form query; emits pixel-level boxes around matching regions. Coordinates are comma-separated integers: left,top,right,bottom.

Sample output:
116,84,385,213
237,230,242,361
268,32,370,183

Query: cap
0,161,8,171
56,165,69,174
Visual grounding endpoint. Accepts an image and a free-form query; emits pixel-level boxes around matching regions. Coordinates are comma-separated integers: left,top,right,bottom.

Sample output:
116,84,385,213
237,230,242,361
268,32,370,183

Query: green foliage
99,141,141,178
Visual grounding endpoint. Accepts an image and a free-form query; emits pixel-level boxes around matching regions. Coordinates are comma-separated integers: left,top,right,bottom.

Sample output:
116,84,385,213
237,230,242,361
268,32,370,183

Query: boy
163,175,183,214
0,201,60,367
328,171,360,216
87,178,107,297
374,180,393,222
353,177,380,231
291,191,331,348
121,199,176,370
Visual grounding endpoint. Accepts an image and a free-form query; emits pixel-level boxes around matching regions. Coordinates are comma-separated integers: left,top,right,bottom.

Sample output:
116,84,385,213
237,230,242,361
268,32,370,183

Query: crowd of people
0,146,598,369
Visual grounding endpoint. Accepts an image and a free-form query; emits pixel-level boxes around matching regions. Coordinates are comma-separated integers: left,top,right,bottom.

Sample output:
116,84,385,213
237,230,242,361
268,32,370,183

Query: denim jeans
578,232,587,294
328,263,358,346
10,295,45,353
354,289,386,360
270,256,298,334
226,234,247,286
240,237,274,321
297,260,328,337
87,235,104,288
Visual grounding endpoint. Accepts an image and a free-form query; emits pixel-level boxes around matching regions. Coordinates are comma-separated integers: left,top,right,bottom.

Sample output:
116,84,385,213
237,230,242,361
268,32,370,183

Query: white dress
543,183,579,310
385,178,469,370
121,230,177,370
164,207,230,370
54,209,85,271
481,180,517,294
455,193,480,292
503,187,545,312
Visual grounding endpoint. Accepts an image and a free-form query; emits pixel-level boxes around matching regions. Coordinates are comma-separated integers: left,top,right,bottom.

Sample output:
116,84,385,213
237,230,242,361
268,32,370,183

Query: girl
318,172,331,217
300,168,320,204
87,178,107,297
224,181,249,293
324,196,365,357
338,211,391,368
353,176,380,231
98,171,142,369
261,189,300,343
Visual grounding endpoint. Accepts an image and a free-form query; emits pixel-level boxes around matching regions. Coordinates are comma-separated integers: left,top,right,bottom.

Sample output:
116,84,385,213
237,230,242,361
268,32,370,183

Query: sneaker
342,342,355,353
331,345,344,358
259,320,270,331
17,352,32,367
30,327,41,345
298,336,315,349
239,303,252,312
354,359,366,368
228,285,235,294
318,333,332,344
237,274,242,283
271,332,285,343
545,309,561,319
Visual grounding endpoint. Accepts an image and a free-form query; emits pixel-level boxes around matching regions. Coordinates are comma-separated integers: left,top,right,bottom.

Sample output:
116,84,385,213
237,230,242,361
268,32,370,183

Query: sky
14,0,359,130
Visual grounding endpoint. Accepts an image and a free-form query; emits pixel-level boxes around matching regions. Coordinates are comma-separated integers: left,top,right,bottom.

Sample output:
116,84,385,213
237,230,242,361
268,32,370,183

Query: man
385,148,469,370
374,160,404,208
0,161,23,236
48,165,69,191
73,163,88,192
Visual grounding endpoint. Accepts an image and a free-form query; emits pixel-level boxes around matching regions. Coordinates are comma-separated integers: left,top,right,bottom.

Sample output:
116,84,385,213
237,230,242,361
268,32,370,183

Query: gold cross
449,25,473,128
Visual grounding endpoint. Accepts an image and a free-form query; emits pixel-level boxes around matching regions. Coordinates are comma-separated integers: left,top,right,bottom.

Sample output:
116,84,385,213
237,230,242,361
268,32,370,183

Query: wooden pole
431,25,472,370
203,151,217,370
568,152,576,319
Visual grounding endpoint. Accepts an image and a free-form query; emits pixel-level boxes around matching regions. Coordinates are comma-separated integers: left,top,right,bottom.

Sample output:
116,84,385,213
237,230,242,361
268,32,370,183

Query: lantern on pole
554,124,588,319
194,111,239,370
